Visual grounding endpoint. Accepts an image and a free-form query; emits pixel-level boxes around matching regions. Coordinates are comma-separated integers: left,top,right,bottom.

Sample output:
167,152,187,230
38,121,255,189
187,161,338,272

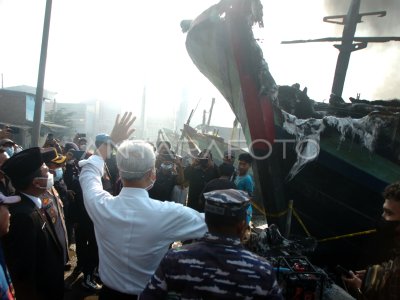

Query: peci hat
204,189,250,217
0,147,55,183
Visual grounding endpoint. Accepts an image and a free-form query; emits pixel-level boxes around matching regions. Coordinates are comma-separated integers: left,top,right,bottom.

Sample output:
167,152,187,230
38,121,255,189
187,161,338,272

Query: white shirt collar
21,192,42,209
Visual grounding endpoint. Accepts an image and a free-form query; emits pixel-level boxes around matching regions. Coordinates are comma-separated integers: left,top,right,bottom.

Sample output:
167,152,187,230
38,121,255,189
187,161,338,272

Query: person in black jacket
199,163,237,211
0,147,64,300
184,150,219,212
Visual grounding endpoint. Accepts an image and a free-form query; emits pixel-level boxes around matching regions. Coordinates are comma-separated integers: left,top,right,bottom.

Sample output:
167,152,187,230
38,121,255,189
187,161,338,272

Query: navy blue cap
204,189,250,217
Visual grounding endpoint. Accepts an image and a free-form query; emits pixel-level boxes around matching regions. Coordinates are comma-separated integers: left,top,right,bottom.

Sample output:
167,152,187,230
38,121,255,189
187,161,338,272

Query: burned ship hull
183,0,400,270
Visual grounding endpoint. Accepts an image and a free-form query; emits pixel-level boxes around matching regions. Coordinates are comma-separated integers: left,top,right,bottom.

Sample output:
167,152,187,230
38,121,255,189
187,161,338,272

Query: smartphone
72,150,86,161
335,265,351,278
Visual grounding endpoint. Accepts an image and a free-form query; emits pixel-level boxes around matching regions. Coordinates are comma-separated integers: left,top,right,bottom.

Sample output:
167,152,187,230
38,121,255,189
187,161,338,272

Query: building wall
0,90,27,125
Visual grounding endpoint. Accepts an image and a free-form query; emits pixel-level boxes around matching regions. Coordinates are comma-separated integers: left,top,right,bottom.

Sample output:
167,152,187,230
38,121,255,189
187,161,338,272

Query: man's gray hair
116,140,156,181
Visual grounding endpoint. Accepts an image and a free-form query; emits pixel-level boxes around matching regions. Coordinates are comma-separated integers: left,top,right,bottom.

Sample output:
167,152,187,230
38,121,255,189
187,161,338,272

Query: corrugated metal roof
3,85,57,100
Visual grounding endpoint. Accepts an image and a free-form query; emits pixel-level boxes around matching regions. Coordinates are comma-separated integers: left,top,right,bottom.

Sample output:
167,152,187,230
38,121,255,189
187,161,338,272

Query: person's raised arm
79,112,136,219
97,112,136,160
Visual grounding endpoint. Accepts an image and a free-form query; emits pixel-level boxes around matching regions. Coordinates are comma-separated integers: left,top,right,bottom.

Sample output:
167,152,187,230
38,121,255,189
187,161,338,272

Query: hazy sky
0,0,399,128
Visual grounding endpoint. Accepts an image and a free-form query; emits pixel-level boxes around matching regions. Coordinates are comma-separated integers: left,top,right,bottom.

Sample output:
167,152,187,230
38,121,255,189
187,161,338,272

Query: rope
256,199,376,243
250,199,267,216
318,229,377,243
264,209,288,218
292,209,311,237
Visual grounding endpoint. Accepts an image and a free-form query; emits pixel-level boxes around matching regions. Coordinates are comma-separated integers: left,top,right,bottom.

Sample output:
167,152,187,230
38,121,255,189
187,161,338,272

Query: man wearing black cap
0,147,64,300
140,189,283,300
62,142,101,291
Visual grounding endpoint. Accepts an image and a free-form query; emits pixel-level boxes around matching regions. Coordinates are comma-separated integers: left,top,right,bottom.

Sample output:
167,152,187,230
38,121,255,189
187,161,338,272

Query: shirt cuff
78,154,105,176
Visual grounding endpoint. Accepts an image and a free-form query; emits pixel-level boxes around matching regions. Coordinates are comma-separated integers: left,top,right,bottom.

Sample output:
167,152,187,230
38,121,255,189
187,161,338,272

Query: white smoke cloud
324,0,400,100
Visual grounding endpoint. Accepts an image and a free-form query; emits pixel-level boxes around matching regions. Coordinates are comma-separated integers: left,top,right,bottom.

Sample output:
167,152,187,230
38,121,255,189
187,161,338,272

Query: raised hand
110,112,136,144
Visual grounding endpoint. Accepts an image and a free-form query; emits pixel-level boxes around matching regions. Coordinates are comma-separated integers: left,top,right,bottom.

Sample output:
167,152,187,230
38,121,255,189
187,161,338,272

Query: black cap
1,147,52,182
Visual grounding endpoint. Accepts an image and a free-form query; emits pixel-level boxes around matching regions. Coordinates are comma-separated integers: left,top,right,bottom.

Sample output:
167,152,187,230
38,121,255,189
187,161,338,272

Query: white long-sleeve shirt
79,155,207,295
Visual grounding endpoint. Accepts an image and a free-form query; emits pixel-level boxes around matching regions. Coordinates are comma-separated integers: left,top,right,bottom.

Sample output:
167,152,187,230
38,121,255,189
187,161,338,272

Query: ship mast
282,0,400,98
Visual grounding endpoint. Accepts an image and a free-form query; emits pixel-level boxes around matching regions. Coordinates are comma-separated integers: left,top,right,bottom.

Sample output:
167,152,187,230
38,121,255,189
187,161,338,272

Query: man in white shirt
79,112,207,299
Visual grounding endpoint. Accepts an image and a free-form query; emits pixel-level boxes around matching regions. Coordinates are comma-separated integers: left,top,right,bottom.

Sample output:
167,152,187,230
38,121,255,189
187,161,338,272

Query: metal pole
32,0,53,147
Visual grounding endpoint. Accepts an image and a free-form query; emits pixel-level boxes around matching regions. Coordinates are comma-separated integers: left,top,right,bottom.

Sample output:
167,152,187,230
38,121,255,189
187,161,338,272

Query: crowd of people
0,113,399,299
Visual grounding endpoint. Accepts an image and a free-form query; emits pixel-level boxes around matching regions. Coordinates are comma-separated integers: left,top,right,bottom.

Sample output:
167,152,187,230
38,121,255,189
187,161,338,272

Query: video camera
76,133,86,138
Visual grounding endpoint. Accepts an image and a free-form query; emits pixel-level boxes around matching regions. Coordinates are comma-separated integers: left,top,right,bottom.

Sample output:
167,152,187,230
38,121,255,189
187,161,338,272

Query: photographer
62,143,101,291
149,150,184,202
42,133,62,155
184,149,219,212
73,133,88,151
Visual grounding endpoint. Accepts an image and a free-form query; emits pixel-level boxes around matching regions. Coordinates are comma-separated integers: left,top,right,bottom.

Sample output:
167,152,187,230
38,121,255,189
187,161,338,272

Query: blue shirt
140,232,283,300
235,174,254,197
0,242,14,300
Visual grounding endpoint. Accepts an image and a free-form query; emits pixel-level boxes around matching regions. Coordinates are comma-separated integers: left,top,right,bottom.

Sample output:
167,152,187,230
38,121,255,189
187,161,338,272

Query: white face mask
54,168,63,181
35,173,54,190
145,169,156,191
119,167,156,191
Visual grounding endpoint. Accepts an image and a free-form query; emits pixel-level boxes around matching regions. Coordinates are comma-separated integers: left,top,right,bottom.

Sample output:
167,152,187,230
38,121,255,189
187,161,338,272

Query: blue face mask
4,147,14,157
54,168,63,182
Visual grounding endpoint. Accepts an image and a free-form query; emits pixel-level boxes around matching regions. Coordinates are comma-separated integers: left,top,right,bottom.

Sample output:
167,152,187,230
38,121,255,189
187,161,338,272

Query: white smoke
324,0,400,100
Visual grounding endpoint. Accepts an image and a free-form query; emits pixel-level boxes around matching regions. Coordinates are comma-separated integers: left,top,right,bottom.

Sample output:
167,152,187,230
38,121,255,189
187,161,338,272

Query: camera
72,150,86,161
